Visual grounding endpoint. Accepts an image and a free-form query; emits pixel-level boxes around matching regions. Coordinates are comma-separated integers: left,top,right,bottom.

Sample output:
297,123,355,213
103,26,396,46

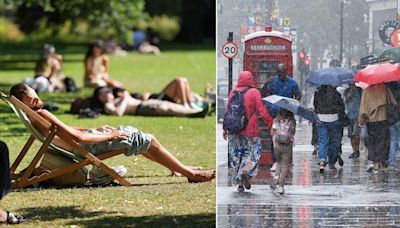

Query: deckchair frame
1,92,131,188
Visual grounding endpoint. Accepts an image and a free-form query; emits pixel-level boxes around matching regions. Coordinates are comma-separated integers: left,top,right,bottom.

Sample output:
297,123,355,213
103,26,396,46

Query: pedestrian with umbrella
354,63,399,174
263,95,318,194
307,67,353,172
344,84,363,159
262,64,301,172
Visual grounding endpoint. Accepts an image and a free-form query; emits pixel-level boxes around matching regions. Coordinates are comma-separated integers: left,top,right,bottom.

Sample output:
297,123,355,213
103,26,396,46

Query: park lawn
0,43,216,227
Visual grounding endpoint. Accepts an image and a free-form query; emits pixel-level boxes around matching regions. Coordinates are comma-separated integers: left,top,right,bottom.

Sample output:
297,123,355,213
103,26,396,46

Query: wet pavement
217,123,400,227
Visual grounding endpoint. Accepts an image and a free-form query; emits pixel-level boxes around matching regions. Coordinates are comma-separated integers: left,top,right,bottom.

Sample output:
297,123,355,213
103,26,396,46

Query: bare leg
351,137,360,152
143,138,215,182
105,78,122,88
163,78,189,105
142,152,201,176
0,209,6,223
181,77,193,104
0,209,20,224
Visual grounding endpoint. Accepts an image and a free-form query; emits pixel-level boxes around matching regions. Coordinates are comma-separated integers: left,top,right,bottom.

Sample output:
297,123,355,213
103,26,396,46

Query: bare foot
172,166,202,177
187,170,215,183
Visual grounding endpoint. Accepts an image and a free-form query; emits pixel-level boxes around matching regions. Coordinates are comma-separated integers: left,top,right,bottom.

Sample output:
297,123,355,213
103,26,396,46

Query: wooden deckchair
0,92,131,188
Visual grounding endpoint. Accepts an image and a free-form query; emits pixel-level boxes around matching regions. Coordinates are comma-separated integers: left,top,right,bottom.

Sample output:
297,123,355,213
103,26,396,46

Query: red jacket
226,71,273,137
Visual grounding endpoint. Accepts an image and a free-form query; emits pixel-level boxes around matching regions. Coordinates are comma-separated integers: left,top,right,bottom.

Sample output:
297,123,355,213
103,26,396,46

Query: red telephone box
243,26,293,166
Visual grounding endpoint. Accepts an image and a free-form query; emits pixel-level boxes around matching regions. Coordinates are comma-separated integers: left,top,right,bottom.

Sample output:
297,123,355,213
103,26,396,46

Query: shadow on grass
67,213,215,227
159,43,215,52
12,178,187,192
19,205,115,222
0,59,82,72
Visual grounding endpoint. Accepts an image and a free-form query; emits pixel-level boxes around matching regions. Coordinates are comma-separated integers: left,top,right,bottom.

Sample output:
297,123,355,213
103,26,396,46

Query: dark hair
112,87,125,98
10,83,29,100
277,109,294,121
89,86,109,113
85,40,104,61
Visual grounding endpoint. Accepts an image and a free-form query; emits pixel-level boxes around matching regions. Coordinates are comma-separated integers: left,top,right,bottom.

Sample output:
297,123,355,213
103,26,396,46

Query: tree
2,0,146,40
280,0,369,68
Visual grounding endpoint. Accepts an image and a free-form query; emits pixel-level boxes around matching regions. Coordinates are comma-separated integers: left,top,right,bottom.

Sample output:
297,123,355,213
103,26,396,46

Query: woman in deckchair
9,83,215,183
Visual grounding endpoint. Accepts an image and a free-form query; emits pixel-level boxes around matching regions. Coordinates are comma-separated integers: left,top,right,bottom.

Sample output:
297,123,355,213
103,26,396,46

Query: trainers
270,177,278,190
337,155,344,167
367,162,374,173
277,185,285,195
270,163,277,172
237,185,245,192
312,149,317,156
348,151,360,159
329,164,336,171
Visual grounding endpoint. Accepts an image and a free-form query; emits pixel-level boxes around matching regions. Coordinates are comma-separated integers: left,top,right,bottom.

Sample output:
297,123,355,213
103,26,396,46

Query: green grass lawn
0,43,216,227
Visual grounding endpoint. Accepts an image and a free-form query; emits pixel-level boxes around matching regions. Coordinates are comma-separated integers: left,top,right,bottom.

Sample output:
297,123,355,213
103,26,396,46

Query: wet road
217,123,400,227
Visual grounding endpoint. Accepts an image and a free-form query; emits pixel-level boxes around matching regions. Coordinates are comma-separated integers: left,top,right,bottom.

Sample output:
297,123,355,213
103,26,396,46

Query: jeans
316,120,342,165
389,121,400,166
361,126,369,148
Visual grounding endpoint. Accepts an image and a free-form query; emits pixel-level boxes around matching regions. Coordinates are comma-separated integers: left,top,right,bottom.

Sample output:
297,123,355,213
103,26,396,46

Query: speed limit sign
222,42,238,59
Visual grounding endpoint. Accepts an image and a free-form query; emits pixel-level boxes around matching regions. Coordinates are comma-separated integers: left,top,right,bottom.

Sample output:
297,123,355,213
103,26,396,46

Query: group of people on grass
223,63,400,195
22,41,210,118
0,41,215,225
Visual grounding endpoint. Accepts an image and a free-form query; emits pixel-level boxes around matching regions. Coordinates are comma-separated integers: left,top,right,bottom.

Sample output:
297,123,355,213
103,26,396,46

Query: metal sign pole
228,32,233,94
227,32,233,187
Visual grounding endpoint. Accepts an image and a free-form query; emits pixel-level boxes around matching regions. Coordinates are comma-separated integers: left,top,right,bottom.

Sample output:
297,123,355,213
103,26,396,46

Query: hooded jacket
226,71,273,136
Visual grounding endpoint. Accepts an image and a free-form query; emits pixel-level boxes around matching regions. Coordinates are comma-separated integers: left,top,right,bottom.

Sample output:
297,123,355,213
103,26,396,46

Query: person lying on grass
91,87,208,117
9,83,215,183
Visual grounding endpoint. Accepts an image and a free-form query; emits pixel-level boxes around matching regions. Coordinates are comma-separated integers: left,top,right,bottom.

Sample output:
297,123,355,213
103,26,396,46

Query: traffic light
298,49,306,72
304,57,310,73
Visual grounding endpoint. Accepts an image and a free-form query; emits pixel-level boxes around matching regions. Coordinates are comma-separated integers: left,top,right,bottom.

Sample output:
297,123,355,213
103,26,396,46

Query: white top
309,94,338,122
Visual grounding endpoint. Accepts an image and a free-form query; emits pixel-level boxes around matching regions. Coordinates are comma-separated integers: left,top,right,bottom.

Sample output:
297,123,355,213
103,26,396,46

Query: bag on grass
64,77,79,92
222,88,250,134
36,150,88,187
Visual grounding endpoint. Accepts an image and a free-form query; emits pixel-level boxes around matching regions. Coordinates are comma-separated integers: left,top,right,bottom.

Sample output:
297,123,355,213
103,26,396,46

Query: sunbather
23,44,65,92
91,87,208,117
84,40,122,88
9,83,215,183
114,77,206,110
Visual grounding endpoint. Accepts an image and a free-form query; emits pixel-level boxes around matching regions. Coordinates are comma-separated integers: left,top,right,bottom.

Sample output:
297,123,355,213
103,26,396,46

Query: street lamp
339,0,344,64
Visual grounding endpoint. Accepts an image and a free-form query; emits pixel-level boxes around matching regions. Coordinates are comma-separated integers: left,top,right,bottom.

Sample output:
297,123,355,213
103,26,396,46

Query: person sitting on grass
91,87,208,118
23,44,65,93
84,40,123,88
9,83,215,183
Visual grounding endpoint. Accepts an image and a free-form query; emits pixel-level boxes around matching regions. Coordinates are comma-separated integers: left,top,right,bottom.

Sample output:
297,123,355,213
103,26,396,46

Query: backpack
223,88,250,134
64,77,79,92
275,119,295,144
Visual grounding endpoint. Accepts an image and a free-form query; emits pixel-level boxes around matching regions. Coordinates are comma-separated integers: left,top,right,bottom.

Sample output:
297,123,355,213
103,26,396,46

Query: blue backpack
223,88,250,134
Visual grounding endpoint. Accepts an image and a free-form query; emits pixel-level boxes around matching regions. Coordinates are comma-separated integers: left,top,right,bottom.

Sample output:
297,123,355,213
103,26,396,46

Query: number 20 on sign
222,42,238,59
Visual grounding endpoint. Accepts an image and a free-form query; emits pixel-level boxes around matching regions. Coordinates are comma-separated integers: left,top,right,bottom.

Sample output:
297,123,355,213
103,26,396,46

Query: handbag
386,88,400,125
